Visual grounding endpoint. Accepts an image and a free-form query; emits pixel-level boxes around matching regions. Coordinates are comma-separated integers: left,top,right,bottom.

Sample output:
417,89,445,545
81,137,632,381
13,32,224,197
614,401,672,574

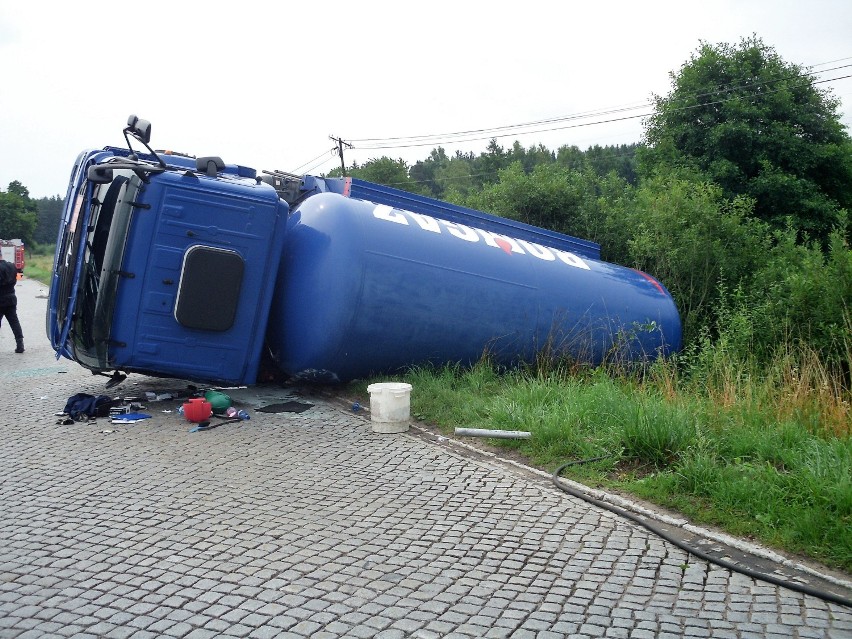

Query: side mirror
125,114,152,145
87,165,114,184
122,114,165,168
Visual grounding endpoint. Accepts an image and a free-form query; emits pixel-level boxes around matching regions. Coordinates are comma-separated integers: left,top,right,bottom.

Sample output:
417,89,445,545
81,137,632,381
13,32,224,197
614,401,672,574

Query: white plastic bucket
366,382,412,433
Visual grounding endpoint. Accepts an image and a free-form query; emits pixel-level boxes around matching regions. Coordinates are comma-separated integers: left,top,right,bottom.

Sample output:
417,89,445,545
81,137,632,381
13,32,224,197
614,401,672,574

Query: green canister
204,390,232,415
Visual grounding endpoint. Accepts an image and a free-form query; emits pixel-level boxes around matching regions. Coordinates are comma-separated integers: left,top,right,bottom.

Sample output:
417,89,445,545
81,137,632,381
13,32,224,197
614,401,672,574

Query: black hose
551,458,852,609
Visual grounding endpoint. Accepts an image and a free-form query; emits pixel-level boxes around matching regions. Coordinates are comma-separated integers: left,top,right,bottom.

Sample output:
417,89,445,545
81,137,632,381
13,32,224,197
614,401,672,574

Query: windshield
68,170,141,370
51,184,88,340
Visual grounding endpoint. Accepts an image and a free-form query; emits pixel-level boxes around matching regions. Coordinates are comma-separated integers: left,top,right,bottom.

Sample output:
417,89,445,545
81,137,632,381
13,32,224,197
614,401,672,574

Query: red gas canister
182,398,212,422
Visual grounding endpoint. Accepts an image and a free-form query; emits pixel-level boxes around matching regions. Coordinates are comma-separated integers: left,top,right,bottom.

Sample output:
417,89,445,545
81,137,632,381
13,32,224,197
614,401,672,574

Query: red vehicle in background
0,239,24,276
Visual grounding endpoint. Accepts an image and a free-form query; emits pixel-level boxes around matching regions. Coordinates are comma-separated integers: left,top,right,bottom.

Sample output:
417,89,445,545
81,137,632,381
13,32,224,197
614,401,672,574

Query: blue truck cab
48,118,289,384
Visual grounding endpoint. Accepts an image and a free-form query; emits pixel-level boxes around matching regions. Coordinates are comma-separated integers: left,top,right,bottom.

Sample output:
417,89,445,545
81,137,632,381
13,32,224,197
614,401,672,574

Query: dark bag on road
63,393,115,421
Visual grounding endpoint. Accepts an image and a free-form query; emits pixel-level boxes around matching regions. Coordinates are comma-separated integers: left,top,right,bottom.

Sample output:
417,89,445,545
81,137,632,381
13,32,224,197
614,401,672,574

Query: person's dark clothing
0,259,24,352
0,259,17,305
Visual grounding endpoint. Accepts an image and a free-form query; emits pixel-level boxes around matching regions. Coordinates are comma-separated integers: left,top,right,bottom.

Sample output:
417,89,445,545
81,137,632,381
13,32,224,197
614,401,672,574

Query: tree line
0,183,62,246
2,36,850,379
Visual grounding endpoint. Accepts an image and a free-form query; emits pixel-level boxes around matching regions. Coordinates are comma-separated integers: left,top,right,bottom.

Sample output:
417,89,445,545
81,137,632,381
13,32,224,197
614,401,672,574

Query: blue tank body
267,192,681,382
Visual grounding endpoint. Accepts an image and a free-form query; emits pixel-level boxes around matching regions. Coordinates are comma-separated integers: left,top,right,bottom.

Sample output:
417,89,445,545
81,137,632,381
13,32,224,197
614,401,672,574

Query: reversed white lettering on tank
517,240,556,262
440,220,479,242
554,249,590,270
409,212,441,233
476,230,525,255
373,204,408,225
372,204,591,270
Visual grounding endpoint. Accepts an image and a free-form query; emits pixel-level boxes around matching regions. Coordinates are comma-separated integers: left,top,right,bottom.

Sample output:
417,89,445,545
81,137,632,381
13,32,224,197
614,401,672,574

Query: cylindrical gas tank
268,193,681,382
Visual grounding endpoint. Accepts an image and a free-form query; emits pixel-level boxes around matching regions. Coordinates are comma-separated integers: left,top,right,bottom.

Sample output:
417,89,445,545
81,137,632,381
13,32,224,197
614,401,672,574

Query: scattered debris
256,401,313,414
454,428,532,440
110,403,145,416
111,413,152,424
189,418,242,433
54,386,268,431
145,392,175,401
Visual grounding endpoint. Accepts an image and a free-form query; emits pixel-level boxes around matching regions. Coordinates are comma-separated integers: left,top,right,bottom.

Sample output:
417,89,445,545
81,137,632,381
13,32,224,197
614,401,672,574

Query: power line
290,148,335,174
355,110,655,150
345,61,852,153
333,74,852,181
288,56,851,174
348,102,651,145
302,155,338,176
809,55,852,68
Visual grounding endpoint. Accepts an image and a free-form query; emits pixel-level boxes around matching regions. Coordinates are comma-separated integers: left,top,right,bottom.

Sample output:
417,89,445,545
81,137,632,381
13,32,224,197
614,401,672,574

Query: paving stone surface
2,277,852,638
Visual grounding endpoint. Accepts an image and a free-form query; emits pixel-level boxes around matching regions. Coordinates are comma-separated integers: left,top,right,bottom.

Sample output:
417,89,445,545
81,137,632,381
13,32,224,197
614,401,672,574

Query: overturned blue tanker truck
47,116,681,385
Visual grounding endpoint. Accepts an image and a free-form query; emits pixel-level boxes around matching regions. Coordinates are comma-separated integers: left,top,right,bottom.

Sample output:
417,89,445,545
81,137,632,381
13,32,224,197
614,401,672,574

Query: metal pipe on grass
454,428,531,439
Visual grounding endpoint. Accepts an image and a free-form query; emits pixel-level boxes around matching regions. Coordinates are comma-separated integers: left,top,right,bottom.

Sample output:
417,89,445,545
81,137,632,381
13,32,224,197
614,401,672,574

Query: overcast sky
1,1,850,199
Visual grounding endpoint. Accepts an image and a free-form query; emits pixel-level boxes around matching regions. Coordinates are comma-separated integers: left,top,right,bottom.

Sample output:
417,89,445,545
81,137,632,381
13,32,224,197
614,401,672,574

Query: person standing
0,253,24,353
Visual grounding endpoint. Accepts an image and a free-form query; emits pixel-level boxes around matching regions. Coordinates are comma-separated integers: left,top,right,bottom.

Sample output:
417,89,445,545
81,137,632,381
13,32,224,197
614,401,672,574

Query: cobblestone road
1,277,851,638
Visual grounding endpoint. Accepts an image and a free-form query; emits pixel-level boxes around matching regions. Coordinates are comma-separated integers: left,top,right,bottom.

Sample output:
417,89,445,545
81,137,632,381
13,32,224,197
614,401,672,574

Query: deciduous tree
642,36,852,244
0,182,38,246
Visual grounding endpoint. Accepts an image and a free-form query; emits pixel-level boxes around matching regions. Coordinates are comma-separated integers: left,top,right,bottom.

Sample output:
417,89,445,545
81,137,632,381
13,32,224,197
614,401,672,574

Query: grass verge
22,247,54,285
349,354,852,573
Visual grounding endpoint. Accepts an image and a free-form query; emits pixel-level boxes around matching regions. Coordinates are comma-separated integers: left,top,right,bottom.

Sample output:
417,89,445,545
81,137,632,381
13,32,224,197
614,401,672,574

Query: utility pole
329,135,353,176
